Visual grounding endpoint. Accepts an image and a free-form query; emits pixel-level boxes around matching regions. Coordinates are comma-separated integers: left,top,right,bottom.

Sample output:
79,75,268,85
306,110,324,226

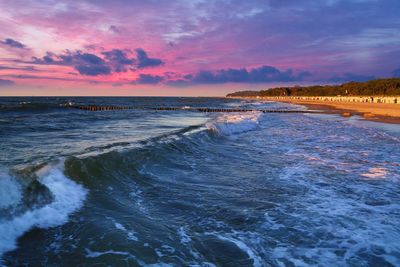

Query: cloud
30,50,129,76
75,65,111,76
0,66,38,71
1,0,399,87
169,65,311,85
4,74,81,82
0,79,15,86
135,48,164,68
328,73,375,83
109,25,120,34
101,49,135,72
24,48,161,76
393,68,400,78
77,53,104,65
1,38,26,49
135,74,164,84
72,52,112,76
4,73,119,84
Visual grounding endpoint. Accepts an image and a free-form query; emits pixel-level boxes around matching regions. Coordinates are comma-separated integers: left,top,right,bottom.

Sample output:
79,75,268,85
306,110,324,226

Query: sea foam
0,165,87,258
206,112,263,136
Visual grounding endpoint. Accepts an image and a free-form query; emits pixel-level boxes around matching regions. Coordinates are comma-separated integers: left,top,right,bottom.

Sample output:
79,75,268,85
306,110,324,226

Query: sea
0,97,399,266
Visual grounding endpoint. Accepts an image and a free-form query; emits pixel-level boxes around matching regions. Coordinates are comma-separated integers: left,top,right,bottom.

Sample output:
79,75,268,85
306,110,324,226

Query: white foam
177,227,201,260
266,162,400,266
113,221,138,241
114,222,125,231
0,171,21,209
0,166,87,258
206,112,262,136
178,226,191,244
85,248,131,258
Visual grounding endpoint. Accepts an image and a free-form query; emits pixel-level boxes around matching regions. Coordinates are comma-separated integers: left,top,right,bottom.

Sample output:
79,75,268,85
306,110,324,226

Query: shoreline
234,97,400,124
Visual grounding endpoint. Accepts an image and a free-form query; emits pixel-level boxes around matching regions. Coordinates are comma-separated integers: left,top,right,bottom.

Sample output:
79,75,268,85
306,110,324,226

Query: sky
0,0,400,96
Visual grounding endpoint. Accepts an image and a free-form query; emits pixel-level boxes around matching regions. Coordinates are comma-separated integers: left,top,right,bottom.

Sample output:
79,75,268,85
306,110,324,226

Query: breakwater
71,105,321,113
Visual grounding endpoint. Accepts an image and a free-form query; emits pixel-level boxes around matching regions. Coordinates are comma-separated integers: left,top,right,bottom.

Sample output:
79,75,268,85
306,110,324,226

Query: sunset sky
1,0,400,96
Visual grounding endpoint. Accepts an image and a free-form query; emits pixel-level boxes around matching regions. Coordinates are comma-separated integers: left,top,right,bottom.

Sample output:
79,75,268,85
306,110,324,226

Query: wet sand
268,99,400,124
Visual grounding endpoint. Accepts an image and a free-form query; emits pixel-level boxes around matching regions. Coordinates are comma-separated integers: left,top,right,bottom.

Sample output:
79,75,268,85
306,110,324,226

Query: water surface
1,97,399,266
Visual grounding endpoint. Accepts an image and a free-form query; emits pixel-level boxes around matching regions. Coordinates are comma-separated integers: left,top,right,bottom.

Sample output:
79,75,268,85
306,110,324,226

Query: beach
244,97,400,124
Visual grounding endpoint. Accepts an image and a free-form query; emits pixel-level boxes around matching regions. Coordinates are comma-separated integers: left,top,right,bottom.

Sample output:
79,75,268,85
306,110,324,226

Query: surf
206,111,263,136
0,164,87,259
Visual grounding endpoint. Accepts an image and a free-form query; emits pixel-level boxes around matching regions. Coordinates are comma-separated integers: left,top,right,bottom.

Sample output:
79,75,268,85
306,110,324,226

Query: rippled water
0,97,399,266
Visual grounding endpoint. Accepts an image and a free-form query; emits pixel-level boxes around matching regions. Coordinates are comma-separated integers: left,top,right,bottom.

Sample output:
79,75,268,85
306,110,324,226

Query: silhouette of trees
226,78,400,97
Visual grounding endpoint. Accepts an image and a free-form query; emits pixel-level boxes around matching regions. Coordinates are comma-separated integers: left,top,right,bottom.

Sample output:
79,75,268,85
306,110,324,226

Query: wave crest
206,112,263,136
0,165,87,258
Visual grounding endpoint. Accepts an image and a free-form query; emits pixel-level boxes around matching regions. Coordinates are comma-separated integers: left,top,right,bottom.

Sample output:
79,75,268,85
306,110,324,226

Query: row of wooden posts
72,105,320,113
77,106,134,111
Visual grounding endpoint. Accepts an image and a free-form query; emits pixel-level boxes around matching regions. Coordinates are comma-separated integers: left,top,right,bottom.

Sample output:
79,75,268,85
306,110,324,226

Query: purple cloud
75,65,111,76
135,74,164,84
109,25,120,34
1,38,26,49
4,74,82,82
171,65,311,85
101,49,135,72
31,51,111,76
26,48,162,76
0,66,37,71
0,79,15,86
135,48,164,68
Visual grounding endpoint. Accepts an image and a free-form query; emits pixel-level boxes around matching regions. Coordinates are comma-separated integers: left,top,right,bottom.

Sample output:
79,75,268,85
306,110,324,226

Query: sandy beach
260,98,400,124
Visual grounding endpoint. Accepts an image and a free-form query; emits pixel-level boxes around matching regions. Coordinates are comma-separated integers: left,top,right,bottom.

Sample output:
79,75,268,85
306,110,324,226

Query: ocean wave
206,112,263,136
63,113,262,188
0,171,21,210
64,125,209,187
0,164,87,259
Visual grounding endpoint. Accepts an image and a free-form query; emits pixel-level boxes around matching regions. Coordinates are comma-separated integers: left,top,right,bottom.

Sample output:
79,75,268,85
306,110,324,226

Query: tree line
226,78,400,97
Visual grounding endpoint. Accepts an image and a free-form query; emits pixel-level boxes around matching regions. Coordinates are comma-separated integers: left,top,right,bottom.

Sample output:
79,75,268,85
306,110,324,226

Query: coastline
234,97,400,124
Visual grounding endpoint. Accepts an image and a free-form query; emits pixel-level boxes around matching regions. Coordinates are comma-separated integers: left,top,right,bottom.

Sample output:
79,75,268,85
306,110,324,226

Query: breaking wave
206,112,263,136
0,165,87,258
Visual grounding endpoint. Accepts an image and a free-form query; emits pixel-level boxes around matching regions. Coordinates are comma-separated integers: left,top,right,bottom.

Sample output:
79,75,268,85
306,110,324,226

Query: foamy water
0,165,87,258
206,111,263,136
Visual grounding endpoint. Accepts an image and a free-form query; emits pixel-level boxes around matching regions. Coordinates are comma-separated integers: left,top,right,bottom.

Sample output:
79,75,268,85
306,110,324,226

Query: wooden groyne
76,105,133,111
71,105,321,114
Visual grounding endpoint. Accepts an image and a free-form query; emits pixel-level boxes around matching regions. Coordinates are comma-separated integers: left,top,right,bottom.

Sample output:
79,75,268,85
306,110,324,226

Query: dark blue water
0,97,399,266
